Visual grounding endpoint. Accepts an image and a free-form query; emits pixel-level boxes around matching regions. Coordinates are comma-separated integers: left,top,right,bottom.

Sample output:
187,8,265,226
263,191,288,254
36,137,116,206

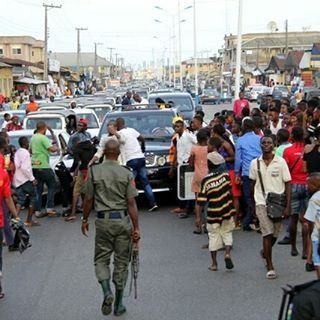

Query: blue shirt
234,132,261,177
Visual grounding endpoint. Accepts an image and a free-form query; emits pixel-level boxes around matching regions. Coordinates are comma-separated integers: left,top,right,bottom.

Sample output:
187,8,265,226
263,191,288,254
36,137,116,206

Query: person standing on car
233,91,249,118
30,122,59,218
26,95,39,114
67,118,91,154
81,139,140,316
115,117,158,212
121,91,133,105
249,135,291,280
5,116,22,132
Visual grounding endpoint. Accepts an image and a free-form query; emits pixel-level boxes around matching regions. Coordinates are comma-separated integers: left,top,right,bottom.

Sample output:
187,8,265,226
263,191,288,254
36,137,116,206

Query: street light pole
193,0,198,95
76,27,88,73
234,0,243,99
178,0,183,90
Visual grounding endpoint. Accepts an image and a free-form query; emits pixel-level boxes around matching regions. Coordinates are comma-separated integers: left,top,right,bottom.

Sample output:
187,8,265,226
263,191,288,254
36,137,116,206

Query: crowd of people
168,91,320,280
0,88,320,312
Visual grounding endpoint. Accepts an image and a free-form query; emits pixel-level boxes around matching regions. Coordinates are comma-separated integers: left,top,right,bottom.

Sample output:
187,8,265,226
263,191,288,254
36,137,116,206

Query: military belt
97,210,128,220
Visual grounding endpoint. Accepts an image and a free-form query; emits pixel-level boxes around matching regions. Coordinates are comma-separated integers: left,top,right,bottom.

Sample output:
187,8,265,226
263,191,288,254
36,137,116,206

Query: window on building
0,48,3,55
32,51,34,56
12,47,22,55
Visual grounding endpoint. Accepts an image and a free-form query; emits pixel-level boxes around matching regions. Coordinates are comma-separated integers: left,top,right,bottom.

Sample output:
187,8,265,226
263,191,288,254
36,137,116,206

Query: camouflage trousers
94,216,132,290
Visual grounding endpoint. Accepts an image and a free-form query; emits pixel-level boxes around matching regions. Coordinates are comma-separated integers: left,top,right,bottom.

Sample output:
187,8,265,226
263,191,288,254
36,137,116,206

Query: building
223,31,320,70
182,58,220,80
0,62,13,96
49,52,111,79
0,36,44,64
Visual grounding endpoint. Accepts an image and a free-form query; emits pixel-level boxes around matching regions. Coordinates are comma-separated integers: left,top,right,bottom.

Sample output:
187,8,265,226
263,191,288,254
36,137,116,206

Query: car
83,104,113,124
99,107,177,193
72,109,100,137
148,92,195,121
303,87,320,101
272,85,290,99
7,129,71,189
200,88,221,105
257,87,273,105
0,110,26,128
23,110,75,131
39,105,68,111
249,85,265,101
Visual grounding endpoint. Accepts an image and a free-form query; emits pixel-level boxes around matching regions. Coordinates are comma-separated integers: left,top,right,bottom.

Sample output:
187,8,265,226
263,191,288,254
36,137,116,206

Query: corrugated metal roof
49,52,111,68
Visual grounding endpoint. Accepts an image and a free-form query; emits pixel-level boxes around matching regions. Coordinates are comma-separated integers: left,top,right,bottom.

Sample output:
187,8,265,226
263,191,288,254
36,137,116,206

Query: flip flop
266,270,277,280
65,216,76,222
208,265,218,271
225,256,234,270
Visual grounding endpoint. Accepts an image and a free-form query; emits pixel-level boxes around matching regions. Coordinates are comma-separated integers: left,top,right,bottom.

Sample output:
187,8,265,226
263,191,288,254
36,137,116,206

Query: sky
1,0,320,68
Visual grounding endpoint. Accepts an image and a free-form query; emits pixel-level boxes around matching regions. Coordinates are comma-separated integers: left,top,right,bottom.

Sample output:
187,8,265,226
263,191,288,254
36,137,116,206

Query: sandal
47,211,60,218
266,270,277,280
64,216,76,222
178,213,188,219
201,244,209,250
225,256,234,270
171,208,185,214
208,265,218,271
35,211,48,219
193,227,202,235
24,221,41,227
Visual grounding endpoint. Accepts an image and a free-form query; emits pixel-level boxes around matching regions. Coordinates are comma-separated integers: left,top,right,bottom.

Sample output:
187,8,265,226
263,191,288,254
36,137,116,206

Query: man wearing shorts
249,136,291,279
305,173,320,279
196,151,236,271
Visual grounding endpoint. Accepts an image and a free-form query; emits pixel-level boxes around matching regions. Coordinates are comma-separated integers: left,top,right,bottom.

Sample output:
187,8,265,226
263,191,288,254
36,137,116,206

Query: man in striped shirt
196,151,236,271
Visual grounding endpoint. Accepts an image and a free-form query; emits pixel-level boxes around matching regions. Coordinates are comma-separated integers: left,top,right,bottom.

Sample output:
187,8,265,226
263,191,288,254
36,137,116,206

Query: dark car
200,88,221,105
272,85,290,99
148,92,195,121
99,107,176,193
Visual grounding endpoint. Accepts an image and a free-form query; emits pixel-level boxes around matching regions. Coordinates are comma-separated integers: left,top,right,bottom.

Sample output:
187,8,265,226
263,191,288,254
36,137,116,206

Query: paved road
1,103,315,320
1,195,314,320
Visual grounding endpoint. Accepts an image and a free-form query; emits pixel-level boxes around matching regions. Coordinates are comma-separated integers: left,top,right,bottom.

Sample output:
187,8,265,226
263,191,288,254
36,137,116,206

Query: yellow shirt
10,101,20,110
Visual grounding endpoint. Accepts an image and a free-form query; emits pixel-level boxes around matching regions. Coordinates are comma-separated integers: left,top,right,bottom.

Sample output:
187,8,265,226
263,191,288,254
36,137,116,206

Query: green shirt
84,159,138,212
275,142,292,158
30,133,52,169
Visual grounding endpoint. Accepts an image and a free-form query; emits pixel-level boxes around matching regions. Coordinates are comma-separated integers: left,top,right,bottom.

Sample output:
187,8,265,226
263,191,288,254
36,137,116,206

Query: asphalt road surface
1,103,315,320
1,195,315,320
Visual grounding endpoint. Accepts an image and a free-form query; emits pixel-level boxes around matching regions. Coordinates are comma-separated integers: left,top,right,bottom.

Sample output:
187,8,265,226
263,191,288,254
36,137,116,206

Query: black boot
114,289,126,316
100,280,114,316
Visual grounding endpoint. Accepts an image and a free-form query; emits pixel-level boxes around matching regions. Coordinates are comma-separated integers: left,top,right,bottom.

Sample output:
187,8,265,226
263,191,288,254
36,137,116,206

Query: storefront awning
14,77,48,85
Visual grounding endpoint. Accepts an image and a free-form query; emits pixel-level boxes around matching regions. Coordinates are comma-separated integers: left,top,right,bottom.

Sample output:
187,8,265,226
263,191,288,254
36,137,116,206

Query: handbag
257,160,286,221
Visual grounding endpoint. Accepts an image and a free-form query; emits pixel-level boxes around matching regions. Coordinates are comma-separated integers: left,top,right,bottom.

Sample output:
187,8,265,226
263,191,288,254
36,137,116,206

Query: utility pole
94,42,103,79
43,3,61,80
115,53,120,79
285,19,288,54
234,0,243,99
178,0,183,90
76,27,88,73
256,39,260,67
193,0,198,95
108,47,115,79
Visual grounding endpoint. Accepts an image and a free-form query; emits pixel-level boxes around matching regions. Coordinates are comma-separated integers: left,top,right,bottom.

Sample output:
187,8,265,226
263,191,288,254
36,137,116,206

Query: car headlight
157,156,166,166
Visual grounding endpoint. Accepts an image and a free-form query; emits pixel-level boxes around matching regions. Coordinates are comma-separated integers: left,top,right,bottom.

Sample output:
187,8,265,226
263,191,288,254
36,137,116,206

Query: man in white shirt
1,113,11,131
249,135,291,280
133,93,148,105
116,117,158,212
13,136,39,227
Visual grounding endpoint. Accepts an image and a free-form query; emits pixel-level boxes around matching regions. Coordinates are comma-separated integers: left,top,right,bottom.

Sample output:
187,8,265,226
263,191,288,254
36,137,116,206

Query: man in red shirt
5,116,22,132
0,165,19,299
232,91,250,118
283,127,309,260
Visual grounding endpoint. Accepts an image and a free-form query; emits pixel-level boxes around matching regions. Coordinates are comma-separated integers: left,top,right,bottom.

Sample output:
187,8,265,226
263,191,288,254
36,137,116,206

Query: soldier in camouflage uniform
81,139,140,316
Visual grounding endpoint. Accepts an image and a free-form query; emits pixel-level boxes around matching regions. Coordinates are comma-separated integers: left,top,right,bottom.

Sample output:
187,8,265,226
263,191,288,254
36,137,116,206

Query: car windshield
149,96,193,111
26,118,63,130
274,86,288,93
136,91,148,99
88,107,112,123
101,112,174,139
75,113,99,128
203,89,218,95
9,134,59,156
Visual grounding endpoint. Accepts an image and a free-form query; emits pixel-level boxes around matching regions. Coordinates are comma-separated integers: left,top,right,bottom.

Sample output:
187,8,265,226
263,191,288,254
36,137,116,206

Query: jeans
241,176,254,228
2,201,14,246
126,158,155,207
33,168,56,212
